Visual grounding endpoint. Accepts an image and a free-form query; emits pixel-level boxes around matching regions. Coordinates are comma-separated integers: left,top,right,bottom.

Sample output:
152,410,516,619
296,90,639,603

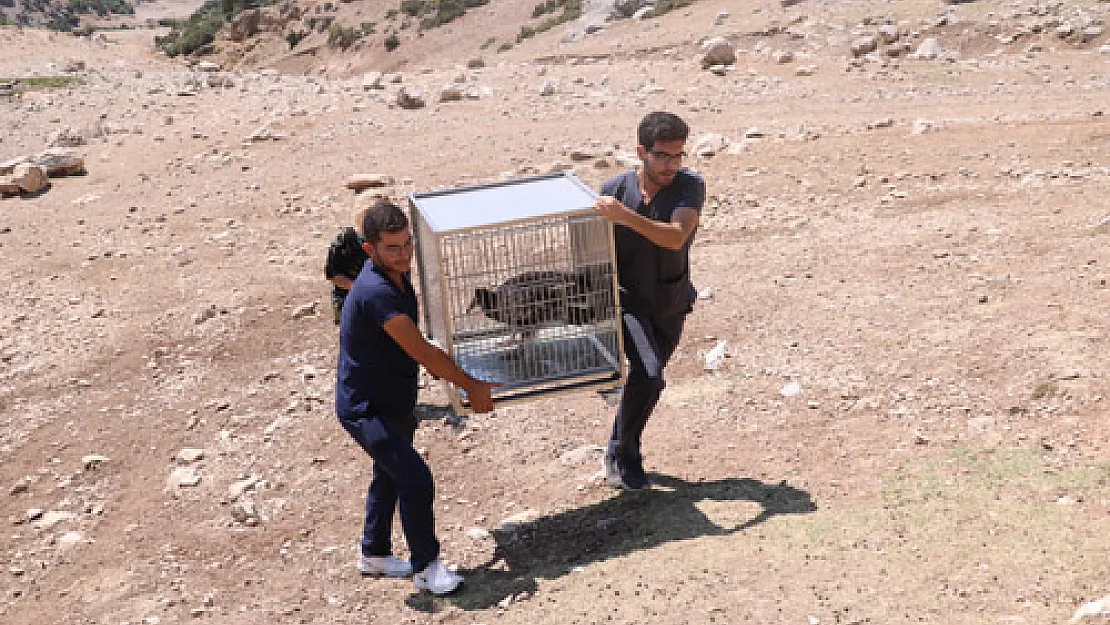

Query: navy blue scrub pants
339,412,440,573
610,309,687,464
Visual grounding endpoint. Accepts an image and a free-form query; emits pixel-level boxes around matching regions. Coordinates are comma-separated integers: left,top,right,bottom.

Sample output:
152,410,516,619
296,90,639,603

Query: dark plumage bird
468,267,610,341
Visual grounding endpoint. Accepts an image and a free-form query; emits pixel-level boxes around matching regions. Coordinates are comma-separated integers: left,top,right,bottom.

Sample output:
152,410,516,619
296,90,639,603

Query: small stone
345,174,394,191
781,381,802,397
166,466,201,489
81,455,109,469
703,340,727,371
291,302,318,319
176,448,205,464
499,510,535,530
466,527,490,540
57,531,86,549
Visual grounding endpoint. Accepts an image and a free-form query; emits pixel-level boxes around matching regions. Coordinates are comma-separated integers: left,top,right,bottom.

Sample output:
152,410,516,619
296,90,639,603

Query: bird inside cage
467,267,610,345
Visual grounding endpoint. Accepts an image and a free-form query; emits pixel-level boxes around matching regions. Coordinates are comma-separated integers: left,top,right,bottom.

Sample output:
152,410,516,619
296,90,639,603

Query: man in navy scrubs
336,200,497,594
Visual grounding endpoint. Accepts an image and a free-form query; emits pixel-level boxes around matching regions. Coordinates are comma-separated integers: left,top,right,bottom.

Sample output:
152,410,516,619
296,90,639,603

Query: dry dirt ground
3,1,1110,624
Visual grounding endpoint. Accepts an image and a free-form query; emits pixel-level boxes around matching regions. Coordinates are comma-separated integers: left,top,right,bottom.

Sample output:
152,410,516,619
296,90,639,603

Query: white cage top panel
411,172,599,234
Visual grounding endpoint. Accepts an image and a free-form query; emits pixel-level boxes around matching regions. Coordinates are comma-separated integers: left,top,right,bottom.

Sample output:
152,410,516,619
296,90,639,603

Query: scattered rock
32,510,77,530
851,36,878,57
558,444,603,466
166,466,201,489
396,86,425,109
33,148,86,176
47,127,86,148
292,301,318,319
914,38,944,60
1071,595,1110,623
228,476,262,501
245,126,287,142
345,174,395,191
176,448,205,464
499,510,536,530
692,133,730,157
57,531,87,549
700,37,737,69
2,164,48,195
227,9,262,42
781,381,802,397
82,454,109,469
360,71,384,90
466,527,491,540
912,119,936,134
438,84,464,102
703,339,727,370
230,500,260,525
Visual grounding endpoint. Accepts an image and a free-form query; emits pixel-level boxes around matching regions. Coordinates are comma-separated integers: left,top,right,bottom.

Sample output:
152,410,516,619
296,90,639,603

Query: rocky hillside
0,0,134,30
163,0,692,76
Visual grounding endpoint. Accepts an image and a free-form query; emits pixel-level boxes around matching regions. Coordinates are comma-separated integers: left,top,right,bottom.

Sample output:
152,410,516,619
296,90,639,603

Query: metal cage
410,171,624,412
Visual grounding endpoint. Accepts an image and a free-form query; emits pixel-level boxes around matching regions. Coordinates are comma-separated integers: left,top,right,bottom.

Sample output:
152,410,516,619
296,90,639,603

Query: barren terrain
3,1,1110,624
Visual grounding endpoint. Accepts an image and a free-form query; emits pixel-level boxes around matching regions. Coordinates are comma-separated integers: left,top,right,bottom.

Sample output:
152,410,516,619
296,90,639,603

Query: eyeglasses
379,237,414,255
648,150,686,164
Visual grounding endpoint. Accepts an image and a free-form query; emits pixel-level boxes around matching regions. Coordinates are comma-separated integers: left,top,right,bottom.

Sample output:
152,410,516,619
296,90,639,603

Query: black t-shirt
600,168,705,317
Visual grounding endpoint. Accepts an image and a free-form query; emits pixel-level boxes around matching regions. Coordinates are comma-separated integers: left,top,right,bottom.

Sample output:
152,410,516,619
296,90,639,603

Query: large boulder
2,164,49,195
700,37,737,69
227,9,262,42
33,149,86,177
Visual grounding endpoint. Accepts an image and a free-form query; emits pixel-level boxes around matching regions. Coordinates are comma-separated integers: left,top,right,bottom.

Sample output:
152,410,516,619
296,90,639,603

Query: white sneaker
358,554,413,578
413,558,463,595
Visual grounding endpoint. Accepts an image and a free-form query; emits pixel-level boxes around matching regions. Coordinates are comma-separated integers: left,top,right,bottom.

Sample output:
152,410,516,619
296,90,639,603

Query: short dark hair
637,111,689,151
360,200,409,244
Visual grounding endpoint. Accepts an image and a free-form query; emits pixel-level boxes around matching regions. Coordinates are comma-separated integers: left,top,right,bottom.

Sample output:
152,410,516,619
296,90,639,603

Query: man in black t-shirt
594,111,706,490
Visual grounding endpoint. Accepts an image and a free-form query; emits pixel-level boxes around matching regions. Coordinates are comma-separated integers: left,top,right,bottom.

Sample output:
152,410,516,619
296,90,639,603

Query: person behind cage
335,200,499,595
593,111,705,491
325,209,371,325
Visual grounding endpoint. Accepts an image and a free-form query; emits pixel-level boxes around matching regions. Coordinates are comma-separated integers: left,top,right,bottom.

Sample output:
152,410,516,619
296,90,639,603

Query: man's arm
595,197,699,251
382,314,497,413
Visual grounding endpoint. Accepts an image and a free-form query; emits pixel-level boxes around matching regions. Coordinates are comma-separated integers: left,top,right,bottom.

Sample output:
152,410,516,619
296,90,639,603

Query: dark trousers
610,309,686,462
339,413,440,572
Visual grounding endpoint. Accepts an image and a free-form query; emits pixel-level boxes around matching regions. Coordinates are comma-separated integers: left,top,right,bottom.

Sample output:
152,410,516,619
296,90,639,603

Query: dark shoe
608,454,650,490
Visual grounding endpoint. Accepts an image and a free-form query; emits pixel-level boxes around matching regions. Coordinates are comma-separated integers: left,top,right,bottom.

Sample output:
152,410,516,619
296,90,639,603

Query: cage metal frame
409,171,625,413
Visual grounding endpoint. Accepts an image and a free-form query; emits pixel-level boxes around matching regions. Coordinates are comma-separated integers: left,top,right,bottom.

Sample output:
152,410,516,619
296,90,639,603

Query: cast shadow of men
406,475,816,612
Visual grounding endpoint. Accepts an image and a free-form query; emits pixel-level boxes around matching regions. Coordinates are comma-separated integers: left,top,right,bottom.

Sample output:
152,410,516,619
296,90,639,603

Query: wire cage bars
410,172,624,413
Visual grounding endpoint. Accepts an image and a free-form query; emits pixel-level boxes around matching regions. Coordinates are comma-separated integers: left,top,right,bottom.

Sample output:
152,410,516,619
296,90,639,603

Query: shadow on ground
405,474,816,612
